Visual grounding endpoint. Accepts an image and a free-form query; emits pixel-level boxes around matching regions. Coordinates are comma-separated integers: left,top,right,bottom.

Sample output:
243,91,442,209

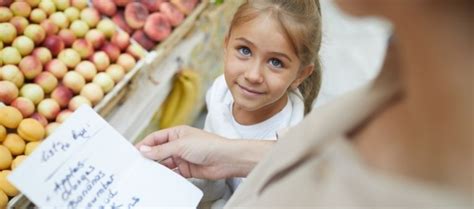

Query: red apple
0,65,24,88
37,98,60,120
12,36,34,56
62,71,85,93
68,95,91,111
50,85,73,108
111,31,130,51
74,61,97,81
116,53,136,72
20,83,44,105
34,72,58,93
80,83,104,105
45,59,67,79
72,39,94,59
58,48,81,69
31,47,52,65
19,56,43,80
58,29,76,47
90,51,110,72
0,81,19,105
11,97,35,117
85,29,106,49
42,35,65,57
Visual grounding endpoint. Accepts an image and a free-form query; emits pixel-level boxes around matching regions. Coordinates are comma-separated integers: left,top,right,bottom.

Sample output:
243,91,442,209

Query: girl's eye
238,47,252,56
269,58,283,68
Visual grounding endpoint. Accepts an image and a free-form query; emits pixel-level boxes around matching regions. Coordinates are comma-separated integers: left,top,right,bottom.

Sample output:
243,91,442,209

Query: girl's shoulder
206,75,232,107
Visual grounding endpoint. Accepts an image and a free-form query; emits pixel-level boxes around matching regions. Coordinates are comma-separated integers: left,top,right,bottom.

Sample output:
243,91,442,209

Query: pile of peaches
93,0,199,50
0,0,150,205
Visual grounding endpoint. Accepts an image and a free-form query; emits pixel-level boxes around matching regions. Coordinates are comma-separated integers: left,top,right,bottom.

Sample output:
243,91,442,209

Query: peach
24,141,40,155
31,47,52,65
132,30,155,50
0,106,23,129
34,72,58,93
80,83,104,105
171,0,198,15
144,13,171,42
68,95,91,111
55,109,72,123
49,12,69,29
126,43,147,59
97,19,116,38
71,0,88,10
140,0,163,13
53,0,70,11
65,7,80,22
9,16,28,35
19,56,43,80
93,72,115,93
24,0,40,7
43,35,65,57
10,1,31,18
51,85,73,108
0,65,24,88
20,84,44,105
0,7,12,22
72,39,94,59
92,0,117,16
112,11,133,34
0,23,17,44
45,59,68,79
3,134,25,156
85,29,106,49
113,0,133,7
70,20,89,38
90,51,110,72
11,155,27,170
160,2,185,27
62,71,85,93
111,31,130,51
116,53,136,72
74,61,97,81
37,98,60,120
30,113,48,127
1,47,22,65
40,19,59,36
46,122,61,136
58,48,81,68
24,24,46,45
106,64,125,83
0,145,12,170
30,8,47,24
101,43,121,62
12,36,34,56
18,118,45,141
125,2,149,29
80,8,100,28
58,29,76,47
11,97,35,118
0,81,18,105
38,0,56,16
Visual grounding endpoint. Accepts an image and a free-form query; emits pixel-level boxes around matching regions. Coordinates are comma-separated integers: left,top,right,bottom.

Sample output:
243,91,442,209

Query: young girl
196,0,322,207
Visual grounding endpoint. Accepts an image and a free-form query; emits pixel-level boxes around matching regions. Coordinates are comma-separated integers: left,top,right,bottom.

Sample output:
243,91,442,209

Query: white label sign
9,106,203,209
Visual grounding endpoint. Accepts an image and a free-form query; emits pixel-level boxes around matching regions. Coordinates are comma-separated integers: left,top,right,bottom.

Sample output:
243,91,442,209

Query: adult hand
135,126,273,180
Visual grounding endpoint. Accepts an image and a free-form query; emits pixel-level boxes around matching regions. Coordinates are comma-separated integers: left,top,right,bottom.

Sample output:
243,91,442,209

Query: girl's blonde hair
228,0,322,114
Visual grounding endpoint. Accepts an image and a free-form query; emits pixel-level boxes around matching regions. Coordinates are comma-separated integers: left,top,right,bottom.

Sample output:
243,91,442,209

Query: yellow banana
159,75,184,128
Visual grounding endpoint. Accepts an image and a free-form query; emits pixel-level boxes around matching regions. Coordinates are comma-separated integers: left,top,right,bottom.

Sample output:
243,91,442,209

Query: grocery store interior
0,0,472,208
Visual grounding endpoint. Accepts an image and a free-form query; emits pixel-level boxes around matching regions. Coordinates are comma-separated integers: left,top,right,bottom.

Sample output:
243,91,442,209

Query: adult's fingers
139,139,180,162
135,127,181,149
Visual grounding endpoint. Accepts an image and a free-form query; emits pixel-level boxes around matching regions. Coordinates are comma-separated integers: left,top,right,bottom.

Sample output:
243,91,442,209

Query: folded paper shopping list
9,105,203,209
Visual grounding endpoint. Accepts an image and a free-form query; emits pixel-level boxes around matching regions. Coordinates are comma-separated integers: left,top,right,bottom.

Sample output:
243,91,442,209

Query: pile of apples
93,0,199,50
0,0,148,205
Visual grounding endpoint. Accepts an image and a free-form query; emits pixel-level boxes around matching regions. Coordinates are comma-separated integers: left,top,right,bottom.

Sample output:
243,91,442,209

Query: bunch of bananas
159,69,201,129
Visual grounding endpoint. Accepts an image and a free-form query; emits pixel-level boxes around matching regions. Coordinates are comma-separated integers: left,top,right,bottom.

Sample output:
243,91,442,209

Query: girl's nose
244,64,264,84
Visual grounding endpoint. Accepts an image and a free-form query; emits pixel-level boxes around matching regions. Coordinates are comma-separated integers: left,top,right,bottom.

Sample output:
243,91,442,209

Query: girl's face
224,14,313,113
